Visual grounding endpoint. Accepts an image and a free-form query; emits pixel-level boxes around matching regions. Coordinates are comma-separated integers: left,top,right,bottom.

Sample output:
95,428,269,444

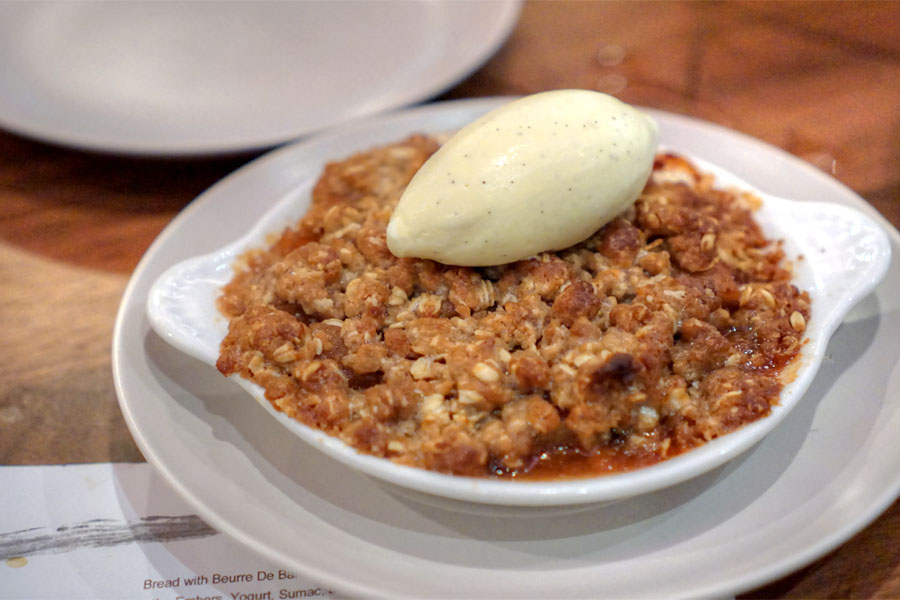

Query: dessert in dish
215,93,811,478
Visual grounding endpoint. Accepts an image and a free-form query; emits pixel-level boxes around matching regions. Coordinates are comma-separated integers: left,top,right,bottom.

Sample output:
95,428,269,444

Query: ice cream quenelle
386,90,659,266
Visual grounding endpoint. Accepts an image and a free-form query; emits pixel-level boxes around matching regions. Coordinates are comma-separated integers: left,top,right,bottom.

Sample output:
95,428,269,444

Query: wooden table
2,1,897,597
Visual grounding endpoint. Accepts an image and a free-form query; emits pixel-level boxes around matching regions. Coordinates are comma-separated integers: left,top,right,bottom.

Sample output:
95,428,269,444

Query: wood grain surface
1,1,897,597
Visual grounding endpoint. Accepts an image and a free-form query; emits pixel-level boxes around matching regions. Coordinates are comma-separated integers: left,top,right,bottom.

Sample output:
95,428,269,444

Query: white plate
0,0,519,155
114,98,900,598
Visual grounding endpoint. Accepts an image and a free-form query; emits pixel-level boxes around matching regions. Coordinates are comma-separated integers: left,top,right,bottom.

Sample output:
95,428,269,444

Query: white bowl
147,147,890,513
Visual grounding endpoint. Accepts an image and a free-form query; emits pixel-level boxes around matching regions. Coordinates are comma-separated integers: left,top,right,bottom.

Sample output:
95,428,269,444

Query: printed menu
0,463,341,599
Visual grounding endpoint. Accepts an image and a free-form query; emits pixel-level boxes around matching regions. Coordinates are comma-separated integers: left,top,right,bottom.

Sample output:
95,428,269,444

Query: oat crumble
216,136,810,478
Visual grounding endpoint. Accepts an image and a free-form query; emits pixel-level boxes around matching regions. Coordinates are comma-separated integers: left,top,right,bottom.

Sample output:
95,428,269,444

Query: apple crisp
216,135,810,478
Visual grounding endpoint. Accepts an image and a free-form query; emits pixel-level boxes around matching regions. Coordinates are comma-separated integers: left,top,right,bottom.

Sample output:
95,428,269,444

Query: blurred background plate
0,0,519,155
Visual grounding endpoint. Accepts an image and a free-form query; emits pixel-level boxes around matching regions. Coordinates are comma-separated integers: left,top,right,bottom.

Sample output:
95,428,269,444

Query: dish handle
768,198,891,337
146,252,234,366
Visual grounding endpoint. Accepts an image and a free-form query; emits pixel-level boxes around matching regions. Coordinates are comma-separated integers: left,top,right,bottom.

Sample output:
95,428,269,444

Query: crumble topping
216,136,810,478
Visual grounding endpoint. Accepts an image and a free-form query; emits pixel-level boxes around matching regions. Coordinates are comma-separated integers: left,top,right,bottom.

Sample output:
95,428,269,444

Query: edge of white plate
0,1,521,155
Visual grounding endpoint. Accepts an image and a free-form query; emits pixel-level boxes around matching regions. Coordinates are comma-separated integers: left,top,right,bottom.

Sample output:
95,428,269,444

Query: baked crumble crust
216,136,810,478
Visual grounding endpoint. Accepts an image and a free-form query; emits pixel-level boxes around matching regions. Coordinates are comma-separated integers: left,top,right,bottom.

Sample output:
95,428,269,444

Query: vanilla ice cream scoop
386,89,659,266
